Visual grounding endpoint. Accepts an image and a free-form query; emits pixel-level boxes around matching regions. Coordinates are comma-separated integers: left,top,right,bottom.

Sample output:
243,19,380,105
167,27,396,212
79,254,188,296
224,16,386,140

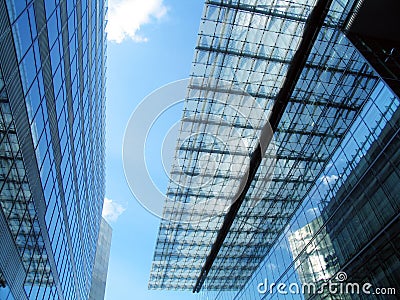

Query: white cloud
266,263,277,271
306,207,320,218
319,174,338,186
107,0,168,43
102,197,126,223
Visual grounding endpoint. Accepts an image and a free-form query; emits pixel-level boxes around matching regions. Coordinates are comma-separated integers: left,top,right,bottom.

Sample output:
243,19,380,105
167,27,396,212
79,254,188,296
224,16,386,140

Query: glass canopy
149,0,377,291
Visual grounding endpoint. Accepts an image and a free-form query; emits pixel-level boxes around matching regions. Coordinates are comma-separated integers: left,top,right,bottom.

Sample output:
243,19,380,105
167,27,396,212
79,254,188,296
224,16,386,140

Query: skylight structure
149,0,379,291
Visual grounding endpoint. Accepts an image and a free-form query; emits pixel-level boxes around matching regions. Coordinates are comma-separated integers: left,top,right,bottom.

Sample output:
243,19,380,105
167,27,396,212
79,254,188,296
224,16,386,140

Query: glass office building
89,218,112,300
149,0,399,299
0,0,106,299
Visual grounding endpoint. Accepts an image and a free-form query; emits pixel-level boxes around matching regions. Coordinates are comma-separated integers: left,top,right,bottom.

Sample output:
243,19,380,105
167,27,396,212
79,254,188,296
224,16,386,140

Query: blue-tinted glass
6,0,27,23
12,10,31,61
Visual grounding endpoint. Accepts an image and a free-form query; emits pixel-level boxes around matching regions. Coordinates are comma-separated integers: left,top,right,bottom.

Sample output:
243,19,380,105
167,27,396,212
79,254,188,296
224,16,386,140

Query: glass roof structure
149,0,378,291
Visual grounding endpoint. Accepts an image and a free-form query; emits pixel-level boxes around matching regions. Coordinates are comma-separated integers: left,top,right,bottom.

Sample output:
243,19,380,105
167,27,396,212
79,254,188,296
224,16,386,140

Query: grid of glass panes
0,71,55,299
149,0,318,290
0,0,106,299
149,0,373,291
213,81,400,300
201,22,378,291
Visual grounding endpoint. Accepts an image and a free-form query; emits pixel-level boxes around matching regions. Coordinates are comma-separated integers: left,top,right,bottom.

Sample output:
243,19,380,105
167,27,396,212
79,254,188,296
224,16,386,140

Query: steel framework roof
149,0,378,291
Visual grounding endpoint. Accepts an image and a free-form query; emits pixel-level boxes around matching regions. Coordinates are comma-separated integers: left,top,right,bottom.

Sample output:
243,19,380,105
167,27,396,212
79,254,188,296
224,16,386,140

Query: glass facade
287,217,345,300
150,0,399,298
89,218,112,300
221,79,399,300
0,0,106,299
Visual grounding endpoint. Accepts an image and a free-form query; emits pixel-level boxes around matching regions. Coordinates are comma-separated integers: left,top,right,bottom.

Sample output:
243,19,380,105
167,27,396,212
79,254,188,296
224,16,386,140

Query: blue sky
104,1,204,299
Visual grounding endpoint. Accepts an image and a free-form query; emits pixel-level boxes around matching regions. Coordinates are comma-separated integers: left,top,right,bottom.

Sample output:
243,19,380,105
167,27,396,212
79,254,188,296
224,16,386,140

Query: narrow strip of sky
104,1,204,299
